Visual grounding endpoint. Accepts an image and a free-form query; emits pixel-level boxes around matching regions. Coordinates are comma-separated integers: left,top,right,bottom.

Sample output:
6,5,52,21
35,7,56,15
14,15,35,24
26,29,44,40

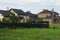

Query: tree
26,19,33,23
9,13,21,23
37,18,43,23
2,18,10,23
1,13,21,23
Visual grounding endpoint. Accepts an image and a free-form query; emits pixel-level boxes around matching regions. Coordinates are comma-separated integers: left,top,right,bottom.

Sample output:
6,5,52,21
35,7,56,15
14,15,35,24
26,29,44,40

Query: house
0,10,10,21
38,9,59,24
25,11,38,23
9,8,30,23
9,8,38,23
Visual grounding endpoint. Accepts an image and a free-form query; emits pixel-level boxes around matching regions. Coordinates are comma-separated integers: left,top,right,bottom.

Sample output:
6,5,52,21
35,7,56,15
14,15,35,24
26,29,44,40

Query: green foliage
49,24,60,29
0,20,2,23
26,18,43,23
9,13,21,23
9,13,16,23
26,19,33,23
10,16,20,23
2,18,10,23
37,18,43,22
1,13,21,23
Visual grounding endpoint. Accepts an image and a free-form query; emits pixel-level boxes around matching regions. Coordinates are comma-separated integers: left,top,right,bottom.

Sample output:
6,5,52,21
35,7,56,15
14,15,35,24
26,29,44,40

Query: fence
0,21,49,28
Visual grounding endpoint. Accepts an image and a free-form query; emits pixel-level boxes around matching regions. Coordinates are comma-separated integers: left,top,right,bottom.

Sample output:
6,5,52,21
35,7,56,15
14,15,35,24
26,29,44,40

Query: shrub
26,19,33,23
37,18,43,23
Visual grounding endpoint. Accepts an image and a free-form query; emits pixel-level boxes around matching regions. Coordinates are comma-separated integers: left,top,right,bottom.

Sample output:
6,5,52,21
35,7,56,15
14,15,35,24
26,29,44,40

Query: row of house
0,8,60,24
0,8,37,23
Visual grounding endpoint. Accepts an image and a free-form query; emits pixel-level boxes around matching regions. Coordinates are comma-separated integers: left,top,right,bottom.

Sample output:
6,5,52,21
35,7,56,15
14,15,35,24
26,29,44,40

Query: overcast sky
0,0,60,14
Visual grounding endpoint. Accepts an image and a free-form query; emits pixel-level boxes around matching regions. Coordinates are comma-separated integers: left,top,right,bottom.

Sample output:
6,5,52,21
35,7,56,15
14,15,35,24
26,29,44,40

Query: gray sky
0,0,60,14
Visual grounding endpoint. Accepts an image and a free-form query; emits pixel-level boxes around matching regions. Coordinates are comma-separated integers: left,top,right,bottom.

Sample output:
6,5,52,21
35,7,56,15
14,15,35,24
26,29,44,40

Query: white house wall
11,10,18,16
0,13,4,21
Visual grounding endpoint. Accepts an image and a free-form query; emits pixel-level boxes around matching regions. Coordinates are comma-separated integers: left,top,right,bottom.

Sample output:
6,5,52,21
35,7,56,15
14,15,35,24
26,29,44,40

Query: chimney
52,8,54,12
51,8,54,24
6,7,9,10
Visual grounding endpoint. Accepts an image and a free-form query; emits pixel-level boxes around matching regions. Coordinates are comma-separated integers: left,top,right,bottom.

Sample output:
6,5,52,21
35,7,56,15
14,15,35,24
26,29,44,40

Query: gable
10,10,18,16
38,13,51,18
10,9,25,15
0,13,4,19
0,10,10,17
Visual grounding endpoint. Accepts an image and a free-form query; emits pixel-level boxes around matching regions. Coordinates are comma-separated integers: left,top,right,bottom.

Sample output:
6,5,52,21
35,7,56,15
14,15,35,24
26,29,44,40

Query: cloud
0,0,55,5
0,0,46,3
55,0,60,6
0,0,9,2
0,0,60,14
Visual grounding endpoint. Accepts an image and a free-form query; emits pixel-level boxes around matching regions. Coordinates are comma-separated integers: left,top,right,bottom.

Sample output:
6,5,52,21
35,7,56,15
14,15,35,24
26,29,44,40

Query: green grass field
49,24,60,29
0,24,60,40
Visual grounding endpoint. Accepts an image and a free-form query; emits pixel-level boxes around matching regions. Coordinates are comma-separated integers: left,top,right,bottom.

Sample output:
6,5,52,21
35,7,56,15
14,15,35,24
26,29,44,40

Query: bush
26,19,33,23
53,27,56,29
2,18,10,23
37,18,43,23
1,13,21,23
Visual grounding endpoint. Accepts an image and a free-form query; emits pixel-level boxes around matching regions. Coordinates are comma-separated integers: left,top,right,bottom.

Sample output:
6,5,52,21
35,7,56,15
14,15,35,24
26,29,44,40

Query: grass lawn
0,27,60,40
49,24,60,29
